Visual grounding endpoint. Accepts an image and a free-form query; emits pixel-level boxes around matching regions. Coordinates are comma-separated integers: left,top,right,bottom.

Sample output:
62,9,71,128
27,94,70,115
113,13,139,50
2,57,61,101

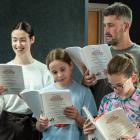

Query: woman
0,21,53,140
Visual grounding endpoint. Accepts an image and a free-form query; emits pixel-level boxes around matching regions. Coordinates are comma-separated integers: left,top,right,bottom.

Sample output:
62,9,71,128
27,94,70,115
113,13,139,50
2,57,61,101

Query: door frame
88,3,108,44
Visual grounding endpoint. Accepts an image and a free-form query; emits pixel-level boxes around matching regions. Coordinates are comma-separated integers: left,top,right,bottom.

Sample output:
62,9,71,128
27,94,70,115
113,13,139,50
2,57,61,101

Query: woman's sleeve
43,66,54,87
0,96,4,115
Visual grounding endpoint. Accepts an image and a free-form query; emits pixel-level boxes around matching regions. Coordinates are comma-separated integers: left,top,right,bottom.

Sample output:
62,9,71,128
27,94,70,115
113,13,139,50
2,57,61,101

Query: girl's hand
64,106,85,128
83,114,103,135
83,119,96,135
36,115,49,132
64,106,79,120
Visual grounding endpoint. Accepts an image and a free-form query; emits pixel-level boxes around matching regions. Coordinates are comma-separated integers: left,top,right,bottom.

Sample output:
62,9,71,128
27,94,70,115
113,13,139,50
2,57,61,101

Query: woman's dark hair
12,21,34,38
46,48,72,69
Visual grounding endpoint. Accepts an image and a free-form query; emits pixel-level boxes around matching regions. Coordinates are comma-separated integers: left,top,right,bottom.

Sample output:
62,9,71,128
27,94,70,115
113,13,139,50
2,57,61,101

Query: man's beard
105,29,123,46
106,38,119,46
105,33,123,46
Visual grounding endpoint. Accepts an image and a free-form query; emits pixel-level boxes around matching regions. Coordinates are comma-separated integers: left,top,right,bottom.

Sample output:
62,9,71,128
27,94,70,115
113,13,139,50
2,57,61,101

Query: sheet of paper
83,106,105,140
40,90,74,126
20,90,43,118
65,47,85,74
96,108,138,140
82,44,112,80
0,64,25,94
65,44,112,80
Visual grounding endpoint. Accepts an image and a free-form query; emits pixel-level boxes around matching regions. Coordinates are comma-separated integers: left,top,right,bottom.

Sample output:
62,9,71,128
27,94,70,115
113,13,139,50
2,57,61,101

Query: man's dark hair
103,2,132,25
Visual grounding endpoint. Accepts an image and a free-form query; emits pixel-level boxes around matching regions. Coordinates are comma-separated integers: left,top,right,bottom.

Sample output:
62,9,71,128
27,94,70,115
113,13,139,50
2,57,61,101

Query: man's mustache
105,34,112,37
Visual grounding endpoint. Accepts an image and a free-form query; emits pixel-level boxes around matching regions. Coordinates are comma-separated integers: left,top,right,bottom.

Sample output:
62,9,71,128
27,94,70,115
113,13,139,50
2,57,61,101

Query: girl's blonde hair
107,53,139,85
46,48,71,69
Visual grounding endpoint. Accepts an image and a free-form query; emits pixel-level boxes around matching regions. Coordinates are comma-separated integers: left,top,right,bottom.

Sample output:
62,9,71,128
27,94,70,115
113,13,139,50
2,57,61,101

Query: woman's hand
0,86,6,95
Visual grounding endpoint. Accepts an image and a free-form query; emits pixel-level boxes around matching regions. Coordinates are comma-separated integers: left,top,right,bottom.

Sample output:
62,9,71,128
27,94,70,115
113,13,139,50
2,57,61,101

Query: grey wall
0,0,87,81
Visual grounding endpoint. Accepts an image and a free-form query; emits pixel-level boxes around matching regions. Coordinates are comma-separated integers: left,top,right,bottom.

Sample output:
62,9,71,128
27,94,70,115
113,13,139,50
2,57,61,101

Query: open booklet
0,64,25,94
65,44,112,80
20,89,74,126
83,106,138,140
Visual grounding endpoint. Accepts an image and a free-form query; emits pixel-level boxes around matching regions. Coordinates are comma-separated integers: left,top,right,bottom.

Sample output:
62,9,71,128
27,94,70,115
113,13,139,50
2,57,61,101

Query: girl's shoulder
136,88,140,94
102,92,117,102
132,89,140,101
71,81,91,91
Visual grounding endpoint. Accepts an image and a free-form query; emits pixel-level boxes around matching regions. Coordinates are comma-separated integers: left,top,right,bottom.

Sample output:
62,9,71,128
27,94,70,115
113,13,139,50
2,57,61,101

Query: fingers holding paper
82,68,97,87
36,115,49,132
0,85,7,95
64,106,79,120
64,106,85,128
83,119,96,135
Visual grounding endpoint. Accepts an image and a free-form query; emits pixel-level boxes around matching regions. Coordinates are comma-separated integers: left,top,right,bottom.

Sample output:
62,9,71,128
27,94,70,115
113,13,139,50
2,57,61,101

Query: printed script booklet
20,89,74,126
65,44,112,80
83,107,138,140
0,64,25,94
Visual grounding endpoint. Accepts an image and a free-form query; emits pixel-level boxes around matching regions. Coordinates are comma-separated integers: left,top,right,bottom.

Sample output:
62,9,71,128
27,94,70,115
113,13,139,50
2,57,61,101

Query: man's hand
82,69,97,87
81,64,97,87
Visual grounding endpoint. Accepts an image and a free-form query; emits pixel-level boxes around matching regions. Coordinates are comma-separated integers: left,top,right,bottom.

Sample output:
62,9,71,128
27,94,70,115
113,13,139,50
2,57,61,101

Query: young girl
36,48,98,140
83,53,140,140
0,21,53,140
